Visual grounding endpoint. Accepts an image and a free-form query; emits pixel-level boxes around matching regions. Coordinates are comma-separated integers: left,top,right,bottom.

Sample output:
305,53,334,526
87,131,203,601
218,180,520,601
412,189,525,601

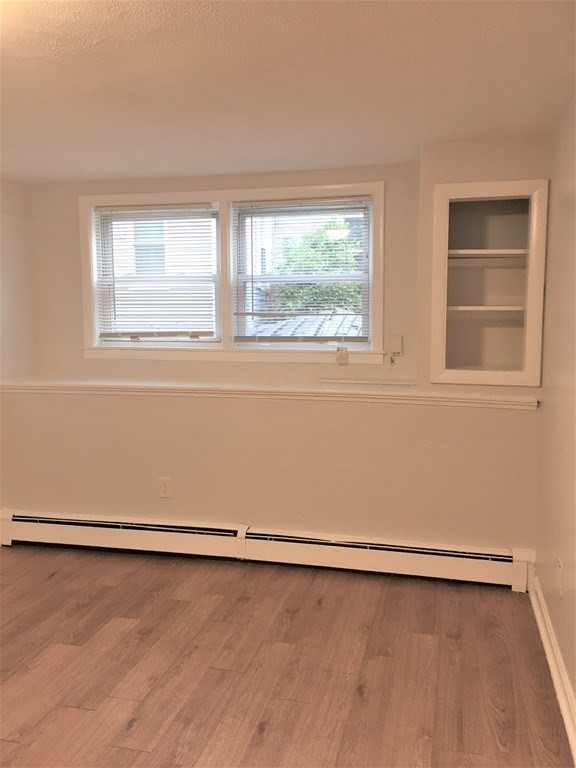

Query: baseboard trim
529,571,576,763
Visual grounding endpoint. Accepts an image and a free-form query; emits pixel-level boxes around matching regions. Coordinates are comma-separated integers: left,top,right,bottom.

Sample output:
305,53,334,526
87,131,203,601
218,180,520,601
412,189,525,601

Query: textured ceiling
1,0,574,182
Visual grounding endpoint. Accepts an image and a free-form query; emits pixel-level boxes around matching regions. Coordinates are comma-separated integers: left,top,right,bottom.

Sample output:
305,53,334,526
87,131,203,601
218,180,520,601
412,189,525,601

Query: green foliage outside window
268,220,363,313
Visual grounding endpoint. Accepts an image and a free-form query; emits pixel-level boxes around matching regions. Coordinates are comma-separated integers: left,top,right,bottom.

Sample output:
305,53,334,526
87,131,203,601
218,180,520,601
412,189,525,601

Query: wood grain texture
0,543,573,768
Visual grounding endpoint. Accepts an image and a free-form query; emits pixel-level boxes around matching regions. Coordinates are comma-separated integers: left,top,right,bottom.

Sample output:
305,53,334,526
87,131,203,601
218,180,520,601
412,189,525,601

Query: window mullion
219,203,232,349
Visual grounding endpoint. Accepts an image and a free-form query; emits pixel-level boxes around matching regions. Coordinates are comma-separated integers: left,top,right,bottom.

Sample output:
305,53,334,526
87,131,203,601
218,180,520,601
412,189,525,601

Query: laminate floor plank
432,749,502,767
171,556,249,601
1,587,79,681
317,572,382,675
0,546,86,595
267,568,380,703
110,620,239,753
1,582,117,681
1,617,138,742
1,579,68,628
364,572,411,658
433,581,488,757
0,643,83,741
136,667,240,768
377,631,439,768
264,567,318,644
408,575,441,635
210,598,287,672
73,550,152,588
109,594,223,702
208,561,296,625
0,544,572,768
2,697,139,768
0,705,91,768
77,746,149,768
282,669,359,768
238,696,308,768
2,546,148,595
192,640,296,768
46,554,199,648
0,742,20,763
0,543,51,577
478,593,535,767
2,550,160,667
210,567,317,673
59,598,195,709
335,654,396,767
265,568,347,655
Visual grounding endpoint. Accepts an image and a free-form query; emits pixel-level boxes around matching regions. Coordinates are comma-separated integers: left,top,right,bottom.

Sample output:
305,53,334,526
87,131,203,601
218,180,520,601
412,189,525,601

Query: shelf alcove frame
430,179,548,386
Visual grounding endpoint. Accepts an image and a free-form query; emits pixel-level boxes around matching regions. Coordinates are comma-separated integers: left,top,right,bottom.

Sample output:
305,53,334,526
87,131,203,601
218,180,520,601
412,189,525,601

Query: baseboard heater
1,511,532,592
6,513,243,559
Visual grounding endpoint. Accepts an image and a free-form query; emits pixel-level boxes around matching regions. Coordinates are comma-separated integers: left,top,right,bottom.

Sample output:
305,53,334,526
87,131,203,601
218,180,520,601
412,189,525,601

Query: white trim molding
529,570,576,762
0,381,539,411
1,509,532,592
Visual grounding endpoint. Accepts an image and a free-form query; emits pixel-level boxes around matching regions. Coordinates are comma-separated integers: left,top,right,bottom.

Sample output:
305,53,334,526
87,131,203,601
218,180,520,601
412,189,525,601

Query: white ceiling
1,0,574,182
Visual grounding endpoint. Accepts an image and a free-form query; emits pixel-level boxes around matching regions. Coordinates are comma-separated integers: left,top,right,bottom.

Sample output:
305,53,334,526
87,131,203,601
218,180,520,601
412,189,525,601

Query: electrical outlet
158,477,171,499
390,335,404,356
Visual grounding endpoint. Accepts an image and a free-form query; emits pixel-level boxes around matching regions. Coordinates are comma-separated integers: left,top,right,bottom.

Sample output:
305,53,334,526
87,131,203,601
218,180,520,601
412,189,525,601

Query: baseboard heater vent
245,531,513,563
7,513,244,559
11,515,238,537
1,511,531,592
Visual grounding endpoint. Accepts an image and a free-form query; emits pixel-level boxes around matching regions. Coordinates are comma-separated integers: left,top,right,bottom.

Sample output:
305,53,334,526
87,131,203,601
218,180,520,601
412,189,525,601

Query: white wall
1,180,34,380
0,150,552,550
537,101,576,693
1,389,539,547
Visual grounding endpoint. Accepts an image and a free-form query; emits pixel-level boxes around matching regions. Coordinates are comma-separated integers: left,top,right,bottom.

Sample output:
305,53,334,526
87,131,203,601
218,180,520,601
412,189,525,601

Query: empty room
0,1,574,766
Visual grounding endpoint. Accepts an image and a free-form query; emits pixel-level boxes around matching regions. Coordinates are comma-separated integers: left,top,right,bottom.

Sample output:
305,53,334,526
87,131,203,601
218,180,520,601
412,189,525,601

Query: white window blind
94,205,218,342
232,197,372,344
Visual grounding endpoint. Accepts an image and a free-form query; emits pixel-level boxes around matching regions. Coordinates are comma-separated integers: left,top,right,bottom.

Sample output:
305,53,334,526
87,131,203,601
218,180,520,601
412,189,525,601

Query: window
81,183,384,362
232,198,371,344
93,205,218,342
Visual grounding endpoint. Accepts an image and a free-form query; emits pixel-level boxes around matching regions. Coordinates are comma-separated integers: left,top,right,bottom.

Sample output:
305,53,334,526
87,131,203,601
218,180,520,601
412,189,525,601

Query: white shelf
448,249,528,258
446,364,524,372
447,305,525,313
448,257,526,268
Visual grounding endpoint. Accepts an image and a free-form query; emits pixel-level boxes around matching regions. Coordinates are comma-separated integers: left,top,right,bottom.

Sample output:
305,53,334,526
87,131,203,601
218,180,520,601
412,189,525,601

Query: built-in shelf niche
431,180,548,386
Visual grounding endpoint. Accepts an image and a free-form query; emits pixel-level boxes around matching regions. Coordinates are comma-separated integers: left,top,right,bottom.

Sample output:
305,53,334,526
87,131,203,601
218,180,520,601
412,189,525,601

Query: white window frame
79,182,385,364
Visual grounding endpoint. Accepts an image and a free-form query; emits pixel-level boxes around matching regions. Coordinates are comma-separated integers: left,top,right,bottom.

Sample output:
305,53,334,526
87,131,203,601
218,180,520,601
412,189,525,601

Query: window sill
83,346,385,365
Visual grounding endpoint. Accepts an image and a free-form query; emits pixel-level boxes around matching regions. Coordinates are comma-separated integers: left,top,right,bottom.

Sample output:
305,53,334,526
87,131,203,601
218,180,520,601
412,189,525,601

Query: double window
81,183,383,360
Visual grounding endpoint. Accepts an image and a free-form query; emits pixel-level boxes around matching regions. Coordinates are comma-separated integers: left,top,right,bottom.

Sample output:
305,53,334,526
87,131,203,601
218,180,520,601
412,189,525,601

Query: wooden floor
0,544,572,768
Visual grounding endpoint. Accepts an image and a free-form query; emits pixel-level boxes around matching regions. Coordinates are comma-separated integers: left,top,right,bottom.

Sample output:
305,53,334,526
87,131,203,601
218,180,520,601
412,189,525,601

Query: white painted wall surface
1,181,34,380
0,150,547,552
537,102,576,692
1,390,538,548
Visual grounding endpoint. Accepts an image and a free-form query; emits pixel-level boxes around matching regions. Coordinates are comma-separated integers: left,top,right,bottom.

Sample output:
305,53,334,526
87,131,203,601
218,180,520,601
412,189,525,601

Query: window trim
79,182,385,364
